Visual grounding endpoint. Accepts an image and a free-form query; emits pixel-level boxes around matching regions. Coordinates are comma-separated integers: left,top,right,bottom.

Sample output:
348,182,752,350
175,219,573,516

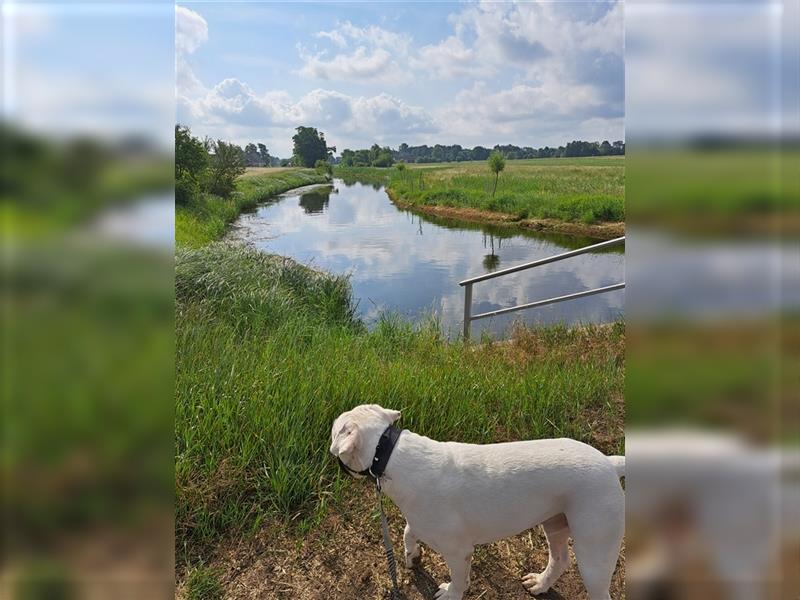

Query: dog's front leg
403,522,421,568
434,547,473,600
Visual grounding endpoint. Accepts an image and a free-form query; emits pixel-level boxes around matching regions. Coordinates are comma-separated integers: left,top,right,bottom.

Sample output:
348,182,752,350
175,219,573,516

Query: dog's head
330,404,401,477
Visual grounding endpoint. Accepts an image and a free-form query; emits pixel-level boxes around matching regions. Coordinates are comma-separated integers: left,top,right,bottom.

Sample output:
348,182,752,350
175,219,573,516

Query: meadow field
376,156,624,225
175,168,625,598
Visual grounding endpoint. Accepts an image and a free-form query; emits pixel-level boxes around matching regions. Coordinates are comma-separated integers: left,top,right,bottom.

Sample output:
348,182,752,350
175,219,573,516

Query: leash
336,425,404,598
375,477,401,600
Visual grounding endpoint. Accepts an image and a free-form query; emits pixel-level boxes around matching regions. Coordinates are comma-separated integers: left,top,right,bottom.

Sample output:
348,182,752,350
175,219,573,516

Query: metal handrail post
463,282,473,341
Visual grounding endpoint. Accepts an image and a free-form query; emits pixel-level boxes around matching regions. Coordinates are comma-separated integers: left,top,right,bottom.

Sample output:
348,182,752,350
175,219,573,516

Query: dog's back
385,433,624,546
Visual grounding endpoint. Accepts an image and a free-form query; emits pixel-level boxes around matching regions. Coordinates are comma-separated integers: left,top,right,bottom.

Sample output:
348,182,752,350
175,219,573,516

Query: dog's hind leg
568,500,624,600
403,522,421,568
523,513,571,595
434,546,473,600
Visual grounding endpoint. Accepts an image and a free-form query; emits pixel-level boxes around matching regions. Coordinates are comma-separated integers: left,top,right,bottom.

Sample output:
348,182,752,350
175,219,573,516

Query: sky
2,1,787,153
176,1,625,157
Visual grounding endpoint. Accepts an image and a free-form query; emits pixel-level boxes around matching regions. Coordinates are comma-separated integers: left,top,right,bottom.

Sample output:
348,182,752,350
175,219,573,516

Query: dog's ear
381,408,401,424
330,422,361,457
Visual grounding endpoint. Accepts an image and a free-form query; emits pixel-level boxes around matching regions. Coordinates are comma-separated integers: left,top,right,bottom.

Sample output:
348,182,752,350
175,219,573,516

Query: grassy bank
176,243,625,551
175,169,329,247
336,157,624,231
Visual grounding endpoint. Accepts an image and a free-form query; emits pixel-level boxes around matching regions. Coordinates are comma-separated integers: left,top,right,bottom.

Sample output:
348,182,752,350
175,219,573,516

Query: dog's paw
522,572,550,596
404,545,421,569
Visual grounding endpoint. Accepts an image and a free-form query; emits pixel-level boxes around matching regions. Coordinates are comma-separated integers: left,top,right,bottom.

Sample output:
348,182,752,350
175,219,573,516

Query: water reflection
298,186,336,215
482,234,502,272
231,179,624,337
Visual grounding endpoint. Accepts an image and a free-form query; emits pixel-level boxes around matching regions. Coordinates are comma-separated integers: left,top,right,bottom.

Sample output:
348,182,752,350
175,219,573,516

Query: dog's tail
607,455,625,478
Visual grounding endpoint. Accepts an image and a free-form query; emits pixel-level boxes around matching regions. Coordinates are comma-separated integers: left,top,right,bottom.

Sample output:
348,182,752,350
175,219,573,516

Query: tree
292,126,332,167
353,149,370,166
207,140,245,198
472,146,490,161
257,143,270,166
340,149,355,167
368,143,381,165
372,147,394,167
174,124,208,205
244,143,261,167
488,151,505,197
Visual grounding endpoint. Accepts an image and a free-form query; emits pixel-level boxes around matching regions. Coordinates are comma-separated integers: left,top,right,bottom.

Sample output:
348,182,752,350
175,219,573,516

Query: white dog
330,404,625,600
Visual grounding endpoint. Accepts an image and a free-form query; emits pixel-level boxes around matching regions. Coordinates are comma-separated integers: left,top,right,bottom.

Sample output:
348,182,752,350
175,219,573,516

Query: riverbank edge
386,188,625,240
176,170,331,248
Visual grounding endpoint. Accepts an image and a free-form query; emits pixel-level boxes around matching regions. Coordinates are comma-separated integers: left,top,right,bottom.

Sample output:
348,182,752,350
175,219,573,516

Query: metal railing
460,236,625,340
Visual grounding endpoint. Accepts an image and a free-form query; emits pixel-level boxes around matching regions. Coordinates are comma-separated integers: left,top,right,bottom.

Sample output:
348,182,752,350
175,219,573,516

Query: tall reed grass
176,243,624,549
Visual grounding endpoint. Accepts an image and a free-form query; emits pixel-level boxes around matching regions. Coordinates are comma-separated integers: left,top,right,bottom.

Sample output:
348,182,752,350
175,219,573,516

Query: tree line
176,121,626,203
176,125,339,203
338,140,624,167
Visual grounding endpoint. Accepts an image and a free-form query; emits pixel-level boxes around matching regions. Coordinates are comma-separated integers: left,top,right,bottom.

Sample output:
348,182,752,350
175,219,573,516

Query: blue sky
4,1,786,152
177,1,625,157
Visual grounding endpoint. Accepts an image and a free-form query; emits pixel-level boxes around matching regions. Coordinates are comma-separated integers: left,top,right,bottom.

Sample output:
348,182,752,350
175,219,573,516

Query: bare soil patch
176,490,625,599
388,196,624,240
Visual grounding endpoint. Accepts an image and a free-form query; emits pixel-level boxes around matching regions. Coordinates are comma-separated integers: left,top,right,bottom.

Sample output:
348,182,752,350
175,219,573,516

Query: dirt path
177,492,625,599
386,192,624,241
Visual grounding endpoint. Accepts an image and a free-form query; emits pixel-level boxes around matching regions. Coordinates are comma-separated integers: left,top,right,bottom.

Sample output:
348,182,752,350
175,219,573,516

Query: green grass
378,157,624,224
186,566,223,600
175,169,330,247
176,243,625,549
175,159,625,557
627,147,791,218
333,166,392,185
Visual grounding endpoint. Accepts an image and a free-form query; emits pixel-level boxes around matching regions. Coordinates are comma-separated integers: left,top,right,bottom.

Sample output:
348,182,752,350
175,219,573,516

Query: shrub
314,159,332,177
176,170,201,206
206,140,245,198
175,125,208,205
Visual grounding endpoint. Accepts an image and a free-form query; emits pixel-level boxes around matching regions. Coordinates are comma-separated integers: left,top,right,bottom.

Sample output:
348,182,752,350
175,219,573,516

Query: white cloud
315,29,347,48
180,81,437,153
416,1,622,82
298,21,411,85
175,6,208,55
175,6,210,101
416,36,489,78
177,2,624,151
437,79,619,146
298,45,409,85
336,21,410,53
347,93,436,141
448,79,603,124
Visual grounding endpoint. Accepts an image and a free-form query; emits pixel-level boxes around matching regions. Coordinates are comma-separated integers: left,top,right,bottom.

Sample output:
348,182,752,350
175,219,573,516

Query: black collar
338,425,403,481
